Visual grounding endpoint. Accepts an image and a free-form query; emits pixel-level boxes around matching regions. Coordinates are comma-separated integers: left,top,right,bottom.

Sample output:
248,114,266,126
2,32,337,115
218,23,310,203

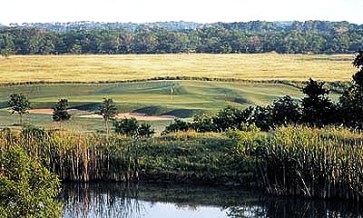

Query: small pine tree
301,78,336,127
52,99,71,128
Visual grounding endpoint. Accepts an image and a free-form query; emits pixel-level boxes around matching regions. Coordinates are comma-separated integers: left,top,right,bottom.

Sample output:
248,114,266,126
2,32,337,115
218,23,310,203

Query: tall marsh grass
261,126,363,201
0,128,246,184
2,125,363,202
0,128,137,182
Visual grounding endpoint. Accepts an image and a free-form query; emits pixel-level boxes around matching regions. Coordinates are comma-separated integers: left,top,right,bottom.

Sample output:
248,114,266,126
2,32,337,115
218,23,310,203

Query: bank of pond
1,125,363,203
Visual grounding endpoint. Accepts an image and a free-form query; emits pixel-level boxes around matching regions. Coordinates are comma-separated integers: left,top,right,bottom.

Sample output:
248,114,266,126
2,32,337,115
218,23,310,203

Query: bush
0,147,62,217
191,114,216,132
162,119,190,134
113,118,154,137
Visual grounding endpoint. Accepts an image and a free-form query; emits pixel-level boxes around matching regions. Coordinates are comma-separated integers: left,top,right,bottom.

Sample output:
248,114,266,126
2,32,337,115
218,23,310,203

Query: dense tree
214,106,253,131
253,106,274,131
98,97,118,136
0,147,62,217
113,118,154,137
340,51,363,129
52,99,71,127
162,119,190,134
271,95,301,126
0,33,14,57
137,123,155,138
113,118,139,136
191,114,216,132
8,93,31,126
301,79,336,127
0,21,362,55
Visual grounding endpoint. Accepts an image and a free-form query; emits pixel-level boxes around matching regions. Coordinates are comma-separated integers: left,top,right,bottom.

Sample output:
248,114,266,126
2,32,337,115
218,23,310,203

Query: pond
59,182,363,218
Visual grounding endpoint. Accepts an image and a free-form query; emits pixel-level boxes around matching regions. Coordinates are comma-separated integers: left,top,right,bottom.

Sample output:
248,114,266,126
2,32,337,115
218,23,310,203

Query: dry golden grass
0,53,355,83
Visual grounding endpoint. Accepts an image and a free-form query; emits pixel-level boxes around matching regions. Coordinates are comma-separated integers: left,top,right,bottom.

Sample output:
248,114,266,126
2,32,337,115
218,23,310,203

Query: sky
0,0,362,25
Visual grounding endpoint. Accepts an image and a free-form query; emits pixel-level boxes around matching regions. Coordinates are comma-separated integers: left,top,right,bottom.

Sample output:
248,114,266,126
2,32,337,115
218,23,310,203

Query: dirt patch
81,113,176,121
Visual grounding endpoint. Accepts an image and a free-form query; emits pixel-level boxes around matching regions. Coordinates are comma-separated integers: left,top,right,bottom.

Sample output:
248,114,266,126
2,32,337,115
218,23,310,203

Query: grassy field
0,54,355,83
0,80,342,133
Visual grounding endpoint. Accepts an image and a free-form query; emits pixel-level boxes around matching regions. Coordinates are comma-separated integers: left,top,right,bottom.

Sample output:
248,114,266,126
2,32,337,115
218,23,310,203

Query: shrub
162,119,190,134
113,118,154,137
0,147,62,217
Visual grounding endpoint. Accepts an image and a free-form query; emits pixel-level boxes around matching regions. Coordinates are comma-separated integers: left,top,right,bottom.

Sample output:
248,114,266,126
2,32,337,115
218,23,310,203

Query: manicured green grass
0,80,305,109
0,54,355,83
0,80,305,113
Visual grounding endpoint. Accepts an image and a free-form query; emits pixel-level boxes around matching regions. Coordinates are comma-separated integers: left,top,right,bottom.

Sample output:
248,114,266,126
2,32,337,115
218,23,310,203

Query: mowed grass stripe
0,54,355,83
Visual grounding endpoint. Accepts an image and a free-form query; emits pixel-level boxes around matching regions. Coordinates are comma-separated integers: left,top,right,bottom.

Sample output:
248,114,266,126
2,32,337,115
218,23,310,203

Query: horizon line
1,19,361,26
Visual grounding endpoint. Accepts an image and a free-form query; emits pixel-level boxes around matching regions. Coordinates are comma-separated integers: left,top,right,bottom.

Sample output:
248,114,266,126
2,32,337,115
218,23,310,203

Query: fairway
0,54,355,83
0,80,318,132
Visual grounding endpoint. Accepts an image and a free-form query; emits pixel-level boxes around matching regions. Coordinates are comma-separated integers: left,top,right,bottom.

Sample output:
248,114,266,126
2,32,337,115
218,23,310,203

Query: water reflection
59,182,363,218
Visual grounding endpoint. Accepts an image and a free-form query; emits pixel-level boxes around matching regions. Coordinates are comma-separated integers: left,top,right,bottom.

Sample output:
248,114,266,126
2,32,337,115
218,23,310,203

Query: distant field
0,54,355,83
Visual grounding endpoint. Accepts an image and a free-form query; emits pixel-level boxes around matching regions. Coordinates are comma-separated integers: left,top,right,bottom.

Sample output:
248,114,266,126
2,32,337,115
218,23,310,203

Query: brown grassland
0,53,355,83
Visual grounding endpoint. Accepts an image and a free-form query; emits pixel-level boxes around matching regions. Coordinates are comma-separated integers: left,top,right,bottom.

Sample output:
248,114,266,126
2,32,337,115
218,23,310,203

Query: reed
261,126,363,201
0,128,138,182
0,128,246,184
2,125,363,202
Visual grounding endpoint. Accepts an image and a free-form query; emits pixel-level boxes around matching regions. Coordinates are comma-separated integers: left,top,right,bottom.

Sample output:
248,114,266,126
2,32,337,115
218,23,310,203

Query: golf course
0,53,353,132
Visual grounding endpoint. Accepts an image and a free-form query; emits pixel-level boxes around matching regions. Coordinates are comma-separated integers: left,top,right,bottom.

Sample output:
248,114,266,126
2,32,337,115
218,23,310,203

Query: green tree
0,33,14,57
113,118,154,137
191,114,216,132
253,105,274,131
98,97,118,135
113,118,139,136
0,147,62,218
52,98,71,128
132,31,158,54
271,95,301,127
162,118,190,134
8,93,31,126
301,78,336,127
138,123,155,138
340,51,363,129
213,106,253,131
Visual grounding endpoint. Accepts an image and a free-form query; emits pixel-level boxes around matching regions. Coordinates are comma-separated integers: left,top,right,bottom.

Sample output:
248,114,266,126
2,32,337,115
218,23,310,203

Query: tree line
0,20,363,56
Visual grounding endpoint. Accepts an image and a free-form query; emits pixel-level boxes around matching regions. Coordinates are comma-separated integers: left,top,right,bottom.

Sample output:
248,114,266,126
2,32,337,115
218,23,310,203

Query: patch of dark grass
133,106,169,116
163,109,205,118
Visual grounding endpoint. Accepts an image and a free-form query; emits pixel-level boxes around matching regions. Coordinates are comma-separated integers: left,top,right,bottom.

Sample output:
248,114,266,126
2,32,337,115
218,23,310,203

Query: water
60,183,363,218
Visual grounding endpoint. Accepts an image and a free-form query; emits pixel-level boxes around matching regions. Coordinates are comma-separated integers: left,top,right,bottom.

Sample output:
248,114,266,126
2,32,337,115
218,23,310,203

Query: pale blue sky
1,0,362,25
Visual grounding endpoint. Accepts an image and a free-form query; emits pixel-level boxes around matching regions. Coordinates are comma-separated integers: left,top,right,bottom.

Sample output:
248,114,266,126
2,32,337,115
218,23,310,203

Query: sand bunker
28,108,54,115
81,113,175,121
28,108,83,115
28,109,175,121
